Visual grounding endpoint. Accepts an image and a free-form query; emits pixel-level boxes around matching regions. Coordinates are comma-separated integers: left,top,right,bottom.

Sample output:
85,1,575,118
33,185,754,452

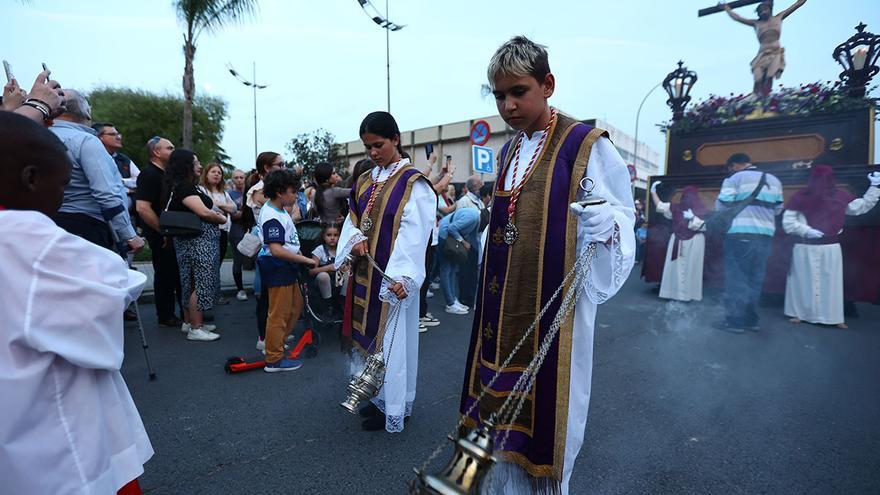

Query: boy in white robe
456,36,635,494
0,112,153,494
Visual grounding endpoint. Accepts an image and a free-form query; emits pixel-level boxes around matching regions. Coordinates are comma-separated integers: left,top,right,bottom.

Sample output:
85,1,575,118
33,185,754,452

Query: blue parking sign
472,145,494,174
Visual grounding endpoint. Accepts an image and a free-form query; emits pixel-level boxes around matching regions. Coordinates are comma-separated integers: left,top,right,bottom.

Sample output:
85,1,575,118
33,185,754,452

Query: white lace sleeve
378,276,420,309
577,137,636,305
581,223,631,304
334,213,367,270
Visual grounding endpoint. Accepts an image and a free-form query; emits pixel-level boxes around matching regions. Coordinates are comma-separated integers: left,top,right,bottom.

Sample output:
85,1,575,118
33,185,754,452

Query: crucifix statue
701,0,807,96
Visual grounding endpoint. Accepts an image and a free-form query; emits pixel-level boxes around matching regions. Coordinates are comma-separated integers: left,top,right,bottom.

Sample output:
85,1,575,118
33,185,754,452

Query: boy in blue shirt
257,169,317,372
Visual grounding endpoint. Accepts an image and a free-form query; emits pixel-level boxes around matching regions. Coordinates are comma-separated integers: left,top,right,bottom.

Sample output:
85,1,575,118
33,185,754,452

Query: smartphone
445,155,452,164
424,143,434,160
3,60,13,82
41,62,51,78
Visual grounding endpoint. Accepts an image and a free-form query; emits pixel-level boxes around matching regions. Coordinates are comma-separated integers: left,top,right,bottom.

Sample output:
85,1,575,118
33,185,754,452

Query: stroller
224,219,342,374
294,219,344,333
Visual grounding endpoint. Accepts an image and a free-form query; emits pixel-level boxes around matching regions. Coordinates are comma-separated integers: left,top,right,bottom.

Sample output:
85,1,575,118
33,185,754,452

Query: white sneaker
236,290,248,301
453,301,469,312
445,304,468,315
430,282,440,290
182,322,217,334
420,314,440,327
256,338,266,351
187,328,220,341
418,323,428,333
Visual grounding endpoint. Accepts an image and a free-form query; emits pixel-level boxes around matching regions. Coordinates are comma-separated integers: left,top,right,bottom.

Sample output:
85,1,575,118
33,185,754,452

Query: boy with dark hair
457,35,635,494
258,169,317,372
0,112,153,494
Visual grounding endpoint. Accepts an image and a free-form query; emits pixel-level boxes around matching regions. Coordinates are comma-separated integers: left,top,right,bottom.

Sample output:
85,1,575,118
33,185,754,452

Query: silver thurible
340,352,386,414
411,420,498,494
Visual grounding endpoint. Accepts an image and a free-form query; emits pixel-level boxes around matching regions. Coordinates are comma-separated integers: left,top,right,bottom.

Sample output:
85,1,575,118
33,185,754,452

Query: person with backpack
712,153,783,333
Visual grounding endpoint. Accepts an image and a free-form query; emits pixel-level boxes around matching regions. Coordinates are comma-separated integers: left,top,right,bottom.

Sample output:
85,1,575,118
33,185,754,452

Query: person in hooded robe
783,166,880,328
651,182,708,302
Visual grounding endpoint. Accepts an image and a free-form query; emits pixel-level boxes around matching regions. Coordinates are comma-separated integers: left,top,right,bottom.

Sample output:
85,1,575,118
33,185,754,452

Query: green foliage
174,0,258,39
285,128,344,177
174,1,258,148
88,87,230,171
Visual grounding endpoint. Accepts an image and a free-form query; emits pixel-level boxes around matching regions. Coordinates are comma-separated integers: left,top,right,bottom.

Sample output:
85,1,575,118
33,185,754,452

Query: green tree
88,86,230,170
285,128,344,177
174,0,258,148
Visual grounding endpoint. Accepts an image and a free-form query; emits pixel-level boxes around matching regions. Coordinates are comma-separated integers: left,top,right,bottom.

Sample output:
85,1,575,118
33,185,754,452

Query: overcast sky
5,0,879,167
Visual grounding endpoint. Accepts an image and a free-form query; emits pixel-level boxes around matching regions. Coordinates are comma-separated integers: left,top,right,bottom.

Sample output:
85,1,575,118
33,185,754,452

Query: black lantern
663,61,698,121
833,23,880,98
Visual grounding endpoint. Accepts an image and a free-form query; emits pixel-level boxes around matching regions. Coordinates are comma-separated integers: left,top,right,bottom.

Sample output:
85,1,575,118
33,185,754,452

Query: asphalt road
122,270,880,494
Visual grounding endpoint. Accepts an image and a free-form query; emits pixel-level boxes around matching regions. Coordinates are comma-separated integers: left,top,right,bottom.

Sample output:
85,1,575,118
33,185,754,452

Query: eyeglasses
100,131,121,138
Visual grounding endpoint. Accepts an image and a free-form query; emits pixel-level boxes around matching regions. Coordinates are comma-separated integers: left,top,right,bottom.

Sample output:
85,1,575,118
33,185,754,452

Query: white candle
674,78,684,98
853,47,868,71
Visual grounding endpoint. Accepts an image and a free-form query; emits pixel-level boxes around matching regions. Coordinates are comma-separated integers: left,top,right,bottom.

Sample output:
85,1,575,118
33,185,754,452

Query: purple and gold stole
459,113,608,480
347,165,425,354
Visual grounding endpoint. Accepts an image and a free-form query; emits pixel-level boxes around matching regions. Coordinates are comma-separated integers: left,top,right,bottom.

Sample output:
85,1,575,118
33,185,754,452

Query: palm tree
174,0,258,148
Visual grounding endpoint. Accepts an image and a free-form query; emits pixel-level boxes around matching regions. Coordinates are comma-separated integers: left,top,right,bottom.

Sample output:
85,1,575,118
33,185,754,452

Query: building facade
338,112,661,190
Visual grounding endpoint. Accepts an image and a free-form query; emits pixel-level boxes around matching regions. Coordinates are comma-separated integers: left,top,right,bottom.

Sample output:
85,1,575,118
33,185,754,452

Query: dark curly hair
263,169,301,200
162,149,198,206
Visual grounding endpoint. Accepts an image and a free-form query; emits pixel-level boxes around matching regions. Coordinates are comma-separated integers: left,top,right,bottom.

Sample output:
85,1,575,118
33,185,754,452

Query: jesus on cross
708,0,807,96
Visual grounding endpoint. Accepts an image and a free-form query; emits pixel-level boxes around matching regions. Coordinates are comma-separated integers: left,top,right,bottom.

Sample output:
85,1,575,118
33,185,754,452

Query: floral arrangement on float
662,81,878,134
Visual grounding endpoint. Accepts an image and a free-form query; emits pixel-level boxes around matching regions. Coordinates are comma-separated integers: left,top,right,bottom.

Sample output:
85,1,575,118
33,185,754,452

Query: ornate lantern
663,61,698,121
411,421,497,495
833,23,880,98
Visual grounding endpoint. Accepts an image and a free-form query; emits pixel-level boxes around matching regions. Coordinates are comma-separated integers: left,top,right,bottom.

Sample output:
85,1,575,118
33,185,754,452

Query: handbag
159,190,201,237
444,236,469,264
237,227,262,257
705,172,767,236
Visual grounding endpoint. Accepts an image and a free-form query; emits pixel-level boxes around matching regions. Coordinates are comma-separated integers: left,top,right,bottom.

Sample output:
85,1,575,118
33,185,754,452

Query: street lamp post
228,62,267,160
357,0,405,112
633,81,663,180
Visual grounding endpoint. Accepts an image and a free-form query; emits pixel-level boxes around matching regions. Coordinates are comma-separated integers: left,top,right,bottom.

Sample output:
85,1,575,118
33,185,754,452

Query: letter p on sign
472,145,494,174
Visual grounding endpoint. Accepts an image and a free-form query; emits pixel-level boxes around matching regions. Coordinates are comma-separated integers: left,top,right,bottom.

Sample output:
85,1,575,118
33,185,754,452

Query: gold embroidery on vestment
463,114,610,481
